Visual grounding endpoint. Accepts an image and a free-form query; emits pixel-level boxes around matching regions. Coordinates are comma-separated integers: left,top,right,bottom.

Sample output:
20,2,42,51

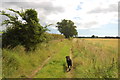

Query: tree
91,35,98,38
91,35,95,38
1,9,48,51
56,19,78,38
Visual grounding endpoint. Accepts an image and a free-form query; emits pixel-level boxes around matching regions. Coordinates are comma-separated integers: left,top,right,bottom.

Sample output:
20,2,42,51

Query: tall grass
2,38,118,78
2,39,68,78
72,39,118,78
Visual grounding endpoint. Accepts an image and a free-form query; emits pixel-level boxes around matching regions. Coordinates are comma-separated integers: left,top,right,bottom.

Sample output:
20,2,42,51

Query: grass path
66,47,74,78
33,39,72,78
66,38,78,78
27,40,65,78
32,38,78,78
28,56,51,78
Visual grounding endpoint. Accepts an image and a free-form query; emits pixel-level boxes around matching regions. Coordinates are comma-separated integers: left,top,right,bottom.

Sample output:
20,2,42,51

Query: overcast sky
0,0,119,37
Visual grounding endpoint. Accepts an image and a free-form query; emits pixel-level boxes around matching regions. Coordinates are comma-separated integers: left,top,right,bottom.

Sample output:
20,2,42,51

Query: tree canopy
56,19,78,38
1,9,48,51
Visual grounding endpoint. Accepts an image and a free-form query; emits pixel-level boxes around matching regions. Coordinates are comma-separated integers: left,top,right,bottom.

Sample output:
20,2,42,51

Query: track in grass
28,56,51,78
32,39,72,78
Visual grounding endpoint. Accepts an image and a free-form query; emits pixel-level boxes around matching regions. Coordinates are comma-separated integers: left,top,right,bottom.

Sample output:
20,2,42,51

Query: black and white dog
66,56,72,71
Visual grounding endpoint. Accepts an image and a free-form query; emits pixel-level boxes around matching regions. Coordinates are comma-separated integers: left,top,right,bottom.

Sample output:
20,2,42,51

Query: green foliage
1,9,48,51
56,19,78,38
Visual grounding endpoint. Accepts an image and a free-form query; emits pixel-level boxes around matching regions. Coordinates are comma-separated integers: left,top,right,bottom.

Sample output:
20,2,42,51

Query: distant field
2,38,118,78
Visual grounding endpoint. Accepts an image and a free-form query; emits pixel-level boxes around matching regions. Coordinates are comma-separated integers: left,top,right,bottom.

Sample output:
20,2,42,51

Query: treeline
104,36,120,39
76,36,120,39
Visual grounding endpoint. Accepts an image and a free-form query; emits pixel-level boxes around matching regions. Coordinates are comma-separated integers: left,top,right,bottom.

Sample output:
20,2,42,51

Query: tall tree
56,19,78,38
1,9,48,51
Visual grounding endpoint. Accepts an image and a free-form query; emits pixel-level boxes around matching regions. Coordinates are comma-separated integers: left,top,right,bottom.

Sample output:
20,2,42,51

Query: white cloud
1,0,119,30
44,0,118,29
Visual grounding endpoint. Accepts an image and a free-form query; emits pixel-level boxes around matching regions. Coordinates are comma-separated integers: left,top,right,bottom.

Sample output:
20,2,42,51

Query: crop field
2,38,118,78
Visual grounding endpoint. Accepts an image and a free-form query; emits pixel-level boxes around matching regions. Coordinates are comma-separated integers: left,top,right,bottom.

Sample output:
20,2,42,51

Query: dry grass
72,38,118,78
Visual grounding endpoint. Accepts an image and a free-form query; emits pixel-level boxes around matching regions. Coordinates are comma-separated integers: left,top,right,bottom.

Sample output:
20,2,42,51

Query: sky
0,0,119,37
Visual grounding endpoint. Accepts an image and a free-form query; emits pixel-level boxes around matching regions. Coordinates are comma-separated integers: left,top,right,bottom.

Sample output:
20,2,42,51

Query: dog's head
66,56,70,59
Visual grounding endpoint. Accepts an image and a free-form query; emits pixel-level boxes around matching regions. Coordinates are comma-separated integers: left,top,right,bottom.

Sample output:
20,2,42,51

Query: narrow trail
66,38,77,78
27,56,52,78
66,47,74,78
